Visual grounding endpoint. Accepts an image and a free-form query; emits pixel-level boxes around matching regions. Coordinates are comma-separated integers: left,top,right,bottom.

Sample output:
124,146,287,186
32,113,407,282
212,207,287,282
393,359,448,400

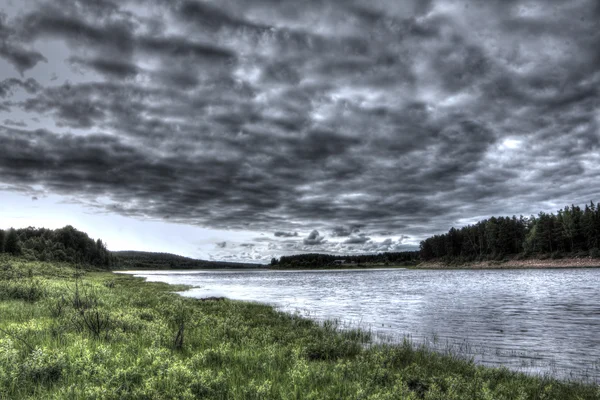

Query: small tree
0,229,4,253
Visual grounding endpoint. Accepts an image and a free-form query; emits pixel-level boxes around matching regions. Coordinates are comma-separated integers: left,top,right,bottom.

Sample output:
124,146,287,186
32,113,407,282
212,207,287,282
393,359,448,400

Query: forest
4,200,600,270
113,250,261,270
272,201,600,267
419,202,600,262
271,251,420,268
0,225,113,267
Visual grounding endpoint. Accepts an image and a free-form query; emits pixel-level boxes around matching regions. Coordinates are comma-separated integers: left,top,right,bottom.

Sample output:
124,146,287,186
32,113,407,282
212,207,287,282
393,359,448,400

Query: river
121,268,600,382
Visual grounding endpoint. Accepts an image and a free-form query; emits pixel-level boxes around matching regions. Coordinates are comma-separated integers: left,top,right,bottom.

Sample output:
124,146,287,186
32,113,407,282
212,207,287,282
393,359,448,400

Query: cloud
0,78,41,98
303,230,326,245
331,226,362,237
0,0,599,260
0,13,47,74
69,57,139,79
3,119,27,127
0,43,47,75
343,234,370,245
216,241,227,248
274,231,298,237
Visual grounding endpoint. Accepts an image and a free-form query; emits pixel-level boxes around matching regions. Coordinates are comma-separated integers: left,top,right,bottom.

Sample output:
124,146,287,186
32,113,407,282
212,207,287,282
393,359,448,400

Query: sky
0,0,599,263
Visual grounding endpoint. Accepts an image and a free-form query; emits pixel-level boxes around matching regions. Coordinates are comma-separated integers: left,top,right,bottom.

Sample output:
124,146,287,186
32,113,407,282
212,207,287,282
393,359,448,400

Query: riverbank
1,256,598,399
268,263,416,270
417,257,600,269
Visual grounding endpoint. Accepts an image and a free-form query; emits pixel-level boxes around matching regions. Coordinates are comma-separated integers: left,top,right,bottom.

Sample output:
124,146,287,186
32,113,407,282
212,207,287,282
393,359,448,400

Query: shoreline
416,257,600,269
114,258,600,272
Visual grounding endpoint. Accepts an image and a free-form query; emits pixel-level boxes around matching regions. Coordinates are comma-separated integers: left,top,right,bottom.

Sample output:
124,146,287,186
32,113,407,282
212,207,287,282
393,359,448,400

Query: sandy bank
417,257,600,269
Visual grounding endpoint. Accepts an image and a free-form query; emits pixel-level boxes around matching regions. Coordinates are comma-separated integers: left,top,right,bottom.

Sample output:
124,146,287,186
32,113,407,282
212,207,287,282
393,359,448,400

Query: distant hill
112,250,262,270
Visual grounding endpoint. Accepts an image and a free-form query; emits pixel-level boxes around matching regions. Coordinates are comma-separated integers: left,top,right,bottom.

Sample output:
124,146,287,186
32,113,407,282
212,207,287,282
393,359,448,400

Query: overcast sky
1,0,599,262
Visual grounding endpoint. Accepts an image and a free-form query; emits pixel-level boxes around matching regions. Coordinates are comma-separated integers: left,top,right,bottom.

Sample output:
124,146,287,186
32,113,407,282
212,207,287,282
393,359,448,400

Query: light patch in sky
501,139,522,150
0,191,260,261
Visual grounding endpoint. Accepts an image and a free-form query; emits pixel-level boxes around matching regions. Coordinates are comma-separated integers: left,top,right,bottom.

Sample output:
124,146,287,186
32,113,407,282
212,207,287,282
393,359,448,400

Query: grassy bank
1,256,598,399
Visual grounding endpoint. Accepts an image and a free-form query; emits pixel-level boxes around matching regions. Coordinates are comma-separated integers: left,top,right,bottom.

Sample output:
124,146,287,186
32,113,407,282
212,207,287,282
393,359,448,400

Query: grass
0,255,598,399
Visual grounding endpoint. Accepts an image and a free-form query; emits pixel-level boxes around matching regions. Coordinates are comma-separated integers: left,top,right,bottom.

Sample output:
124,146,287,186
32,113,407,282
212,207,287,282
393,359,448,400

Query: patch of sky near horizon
0,190,265,261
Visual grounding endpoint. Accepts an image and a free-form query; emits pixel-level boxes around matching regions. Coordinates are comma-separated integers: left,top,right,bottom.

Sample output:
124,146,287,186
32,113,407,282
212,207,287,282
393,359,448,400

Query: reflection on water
121,268,600,382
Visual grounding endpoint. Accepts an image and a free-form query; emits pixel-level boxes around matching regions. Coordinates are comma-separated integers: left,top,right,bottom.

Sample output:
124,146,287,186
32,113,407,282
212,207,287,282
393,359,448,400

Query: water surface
122,268,600,382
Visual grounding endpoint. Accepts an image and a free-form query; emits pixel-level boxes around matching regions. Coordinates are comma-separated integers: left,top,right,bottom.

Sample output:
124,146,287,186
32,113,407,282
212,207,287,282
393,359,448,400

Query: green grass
0,255,598,399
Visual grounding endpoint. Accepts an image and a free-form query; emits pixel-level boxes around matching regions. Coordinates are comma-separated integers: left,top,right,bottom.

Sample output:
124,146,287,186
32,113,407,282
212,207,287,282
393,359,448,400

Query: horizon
1,0,599,262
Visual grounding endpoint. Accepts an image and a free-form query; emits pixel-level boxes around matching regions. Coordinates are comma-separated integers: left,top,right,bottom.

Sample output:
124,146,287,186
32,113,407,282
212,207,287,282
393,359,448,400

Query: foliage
274,251,420,268
112,250,261,270
420,202,600,262
0,225,113,267
0,259,598,399
4,228,20,255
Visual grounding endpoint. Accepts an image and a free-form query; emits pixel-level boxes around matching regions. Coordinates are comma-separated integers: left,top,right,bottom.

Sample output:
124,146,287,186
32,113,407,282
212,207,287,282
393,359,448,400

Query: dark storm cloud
303,230,326,246
176,0,270,33
0,43,47,75
1,0,600,257
70,57,139,79
136,36,235,63
0,14,46,75
20,9,135,56
274,231,298,238
343,235,370,245
331,226,361,237
0,78,42,97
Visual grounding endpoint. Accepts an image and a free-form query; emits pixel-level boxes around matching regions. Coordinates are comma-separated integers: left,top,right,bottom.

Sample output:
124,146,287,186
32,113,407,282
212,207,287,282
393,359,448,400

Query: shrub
103,280,115,289
48,296,68,318
302,335,362,361
19,347,66,386
0,279,46,302
76,309,112,339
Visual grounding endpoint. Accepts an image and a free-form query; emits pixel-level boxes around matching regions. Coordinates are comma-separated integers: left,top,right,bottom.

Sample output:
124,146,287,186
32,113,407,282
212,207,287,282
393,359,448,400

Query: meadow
0,255,598,399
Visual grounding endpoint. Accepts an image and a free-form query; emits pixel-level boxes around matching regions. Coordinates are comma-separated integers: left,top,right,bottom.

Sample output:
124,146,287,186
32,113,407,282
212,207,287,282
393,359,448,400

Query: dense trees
113,251,261,270
420,202,600,262
0,225,113,267
273,251,420,268
273,202,600,267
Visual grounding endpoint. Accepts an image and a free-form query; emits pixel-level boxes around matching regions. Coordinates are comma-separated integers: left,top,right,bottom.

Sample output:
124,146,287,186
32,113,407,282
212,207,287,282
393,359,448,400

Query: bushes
0,226,113,267
0,341,66,390
0,279,46,302
19,347,66,386
302,335,362,361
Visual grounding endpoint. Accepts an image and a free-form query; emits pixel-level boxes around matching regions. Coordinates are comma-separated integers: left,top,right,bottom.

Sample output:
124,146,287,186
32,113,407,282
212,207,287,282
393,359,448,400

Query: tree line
271,251,420,268
271,201,600,267
113,251,261,270
0,225,113,267
420,202,600,262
